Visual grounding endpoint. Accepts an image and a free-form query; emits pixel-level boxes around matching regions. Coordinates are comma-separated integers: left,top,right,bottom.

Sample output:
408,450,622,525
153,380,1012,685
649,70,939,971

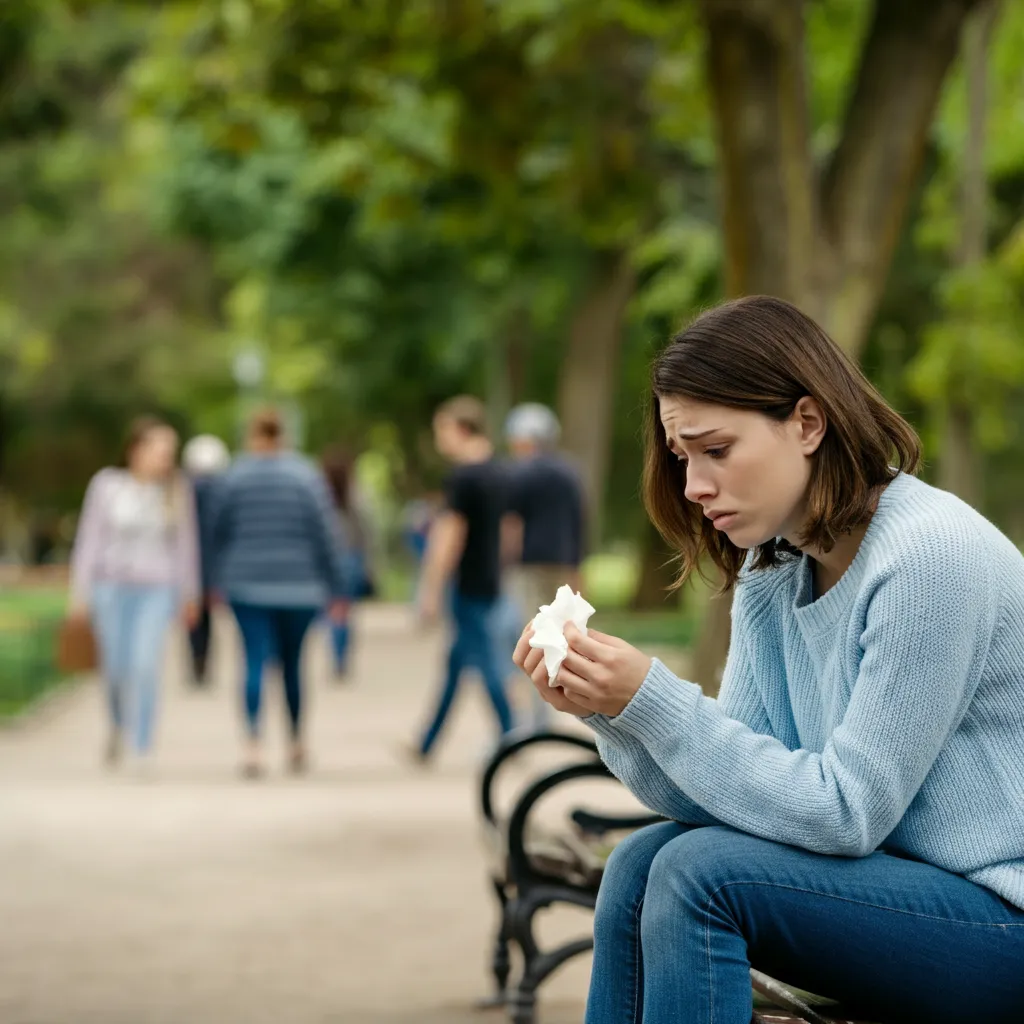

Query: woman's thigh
648,826,1024,1024
90,582,131,679
127,586,177,678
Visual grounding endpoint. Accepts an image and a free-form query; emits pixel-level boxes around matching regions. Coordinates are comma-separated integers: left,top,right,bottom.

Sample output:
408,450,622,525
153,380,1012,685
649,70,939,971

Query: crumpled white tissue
528,584,596,685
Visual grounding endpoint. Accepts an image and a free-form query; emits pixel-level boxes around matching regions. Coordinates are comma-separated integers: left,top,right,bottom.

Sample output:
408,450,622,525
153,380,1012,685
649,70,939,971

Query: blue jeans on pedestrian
329,550,367,674
587,821,1024,1024
91,581,179,754
230,603,319,739
419,592,516,757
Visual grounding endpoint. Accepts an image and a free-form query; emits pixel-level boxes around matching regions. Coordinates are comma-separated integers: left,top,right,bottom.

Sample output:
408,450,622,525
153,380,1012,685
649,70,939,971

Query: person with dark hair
69,416,200,768
182,433,232,685
212,408,346,777
320,445,376,680
514,296,1024,1023
411,395,516,760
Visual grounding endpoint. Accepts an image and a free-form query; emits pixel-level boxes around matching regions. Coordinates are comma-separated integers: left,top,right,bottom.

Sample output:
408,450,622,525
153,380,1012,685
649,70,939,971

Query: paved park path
0,604,594,1024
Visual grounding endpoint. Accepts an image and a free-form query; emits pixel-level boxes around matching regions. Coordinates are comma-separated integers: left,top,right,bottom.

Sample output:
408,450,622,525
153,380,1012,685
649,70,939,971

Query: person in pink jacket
69,416,200,768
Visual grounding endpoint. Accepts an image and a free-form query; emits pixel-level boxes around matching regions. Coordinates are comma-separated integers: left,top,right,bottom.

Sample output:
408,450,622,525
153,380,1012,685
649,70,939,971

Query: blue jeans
329,550,367,673
419,592,516,756
587,822,1024,1024
91,582,178,754
230,604,318,739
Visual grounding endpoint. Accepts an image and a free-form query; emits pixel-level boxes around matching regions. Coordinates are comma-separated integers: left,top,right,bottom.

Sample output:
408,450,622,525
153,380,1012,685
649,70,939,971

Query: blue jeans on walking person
587,821,1024,1024
419,592,516,757
329,549,369,675
91,581,179,754
230,604,319,739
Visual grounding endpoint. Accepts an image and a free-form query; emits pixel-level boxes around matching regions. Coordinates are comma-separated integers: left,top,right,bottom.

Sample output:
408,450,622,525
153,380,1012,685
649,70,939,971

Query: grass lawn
0,587,68,718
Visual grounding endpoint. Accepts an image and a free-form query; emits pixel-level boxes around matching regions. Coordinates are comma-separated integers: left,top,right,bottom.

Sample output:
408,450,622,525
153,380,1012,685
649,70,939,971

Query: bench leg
506,893,594,1024
477,880,512,1009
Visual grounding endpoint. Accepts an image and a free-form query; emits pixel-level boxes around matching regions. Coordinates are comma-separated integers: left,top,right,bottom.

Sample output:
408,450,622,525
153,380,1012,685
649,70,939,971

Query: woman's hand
512,627,594,718
554,623,653,718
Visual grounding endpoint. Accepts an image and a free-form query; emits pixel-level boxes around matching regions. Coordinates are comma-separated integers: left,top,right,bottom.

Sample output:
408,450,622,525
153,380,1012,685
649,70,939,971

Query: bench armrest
479,729,600,827
506,760,614,889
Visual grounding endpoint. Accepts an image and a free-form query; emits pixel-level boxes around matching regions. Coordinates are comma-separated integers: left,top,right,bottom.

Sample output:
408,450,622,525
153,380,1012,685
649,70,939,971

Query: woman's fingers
578,626,629,649
564,622,618,660
512,626,535,668
555,661,593,697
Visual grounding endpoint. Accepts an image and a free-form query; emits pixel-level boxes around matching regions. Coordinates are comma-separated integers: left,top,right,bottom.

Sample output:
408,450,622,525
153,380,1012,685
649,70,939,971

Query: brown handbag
56,615,99,674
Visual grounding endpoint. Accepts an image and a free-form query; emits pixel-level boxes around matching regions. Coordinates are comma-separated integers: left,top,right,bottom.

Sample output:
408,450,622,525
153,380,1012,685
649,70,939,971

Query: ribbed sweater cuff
606,657,701,742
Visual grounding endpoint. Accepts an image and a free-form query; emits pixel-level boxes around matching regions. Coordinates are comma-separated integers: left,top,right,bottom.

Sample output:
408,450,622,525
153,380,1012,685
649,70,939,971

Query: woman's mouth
708,511,738,530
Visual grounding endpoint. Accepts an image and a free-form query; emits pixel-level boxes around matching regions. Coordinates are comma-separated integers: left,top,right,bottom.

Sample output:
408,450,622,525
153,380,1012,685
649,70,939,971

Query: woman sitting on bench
514,295,1024,1024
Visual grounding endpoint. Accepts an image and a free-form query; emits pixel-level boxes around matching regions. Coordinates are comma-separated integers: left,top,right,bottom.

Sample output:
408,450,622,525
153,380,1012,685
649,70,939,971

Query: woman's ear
794,396,827,455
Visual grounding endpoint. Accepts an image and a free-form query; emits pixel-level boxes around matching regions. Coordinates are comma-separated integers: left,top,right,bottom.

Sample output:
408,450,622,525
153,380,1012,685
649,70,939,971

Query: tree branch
820,0,980,355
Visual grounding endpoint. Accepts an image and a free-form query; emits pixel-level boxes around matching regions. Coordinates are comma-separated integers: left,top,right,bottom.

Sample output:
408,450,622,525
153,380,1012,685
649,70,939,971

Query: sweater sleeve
69,470,110,608
598,540,997,857
584,585,772,826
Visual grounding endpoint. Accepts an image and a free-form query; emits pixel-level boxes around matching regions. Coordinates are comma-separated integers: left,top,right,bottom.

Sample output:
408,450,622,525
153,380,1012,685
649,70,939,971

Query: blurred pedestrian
69,416,200,769
501,402,587,728
211,408,346,778
321,445,376,680
411,396,516,761
181,433,231,686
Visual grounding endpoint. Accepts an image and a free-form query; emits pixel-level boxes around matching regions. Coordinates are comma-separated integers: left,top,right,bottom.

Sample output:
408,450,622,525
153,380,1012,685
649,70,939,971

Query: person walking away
412,396,516,760
181,433,231,686
320,446,376,680
212,408,346,778
502,402,586,728
69,416,200,769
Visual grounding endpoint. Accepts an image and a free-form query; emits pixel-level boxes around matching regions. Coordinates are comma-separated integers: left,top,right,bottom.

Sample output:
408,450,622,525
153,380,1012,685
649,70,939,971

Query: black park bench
477,729,879,1024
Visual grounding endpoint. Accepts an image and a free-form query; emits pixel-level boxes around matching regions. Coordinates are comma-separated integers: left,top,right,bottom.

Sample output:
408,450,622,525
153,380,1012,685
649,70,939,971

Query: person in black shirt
504,403,586,610
499,403,587,727
413,396,516,759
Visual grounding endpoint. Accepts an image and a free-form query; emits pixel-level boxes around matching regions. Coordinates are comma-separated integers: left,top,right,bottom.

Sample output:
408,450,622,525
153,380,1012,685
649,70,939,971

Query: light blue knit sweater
588,472,1024,910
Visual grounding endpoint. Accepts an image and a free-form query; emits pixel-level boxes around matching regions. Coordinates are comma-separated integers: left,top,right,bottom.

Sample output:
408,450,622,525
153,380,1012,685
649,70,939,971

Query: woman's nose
684,465,715,505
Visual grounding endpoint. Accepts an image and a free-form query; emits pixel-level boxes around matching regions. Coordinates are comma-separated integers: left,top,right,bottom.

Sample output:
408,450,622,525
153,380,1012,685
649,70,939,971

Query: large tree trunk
939,0,999,507
691,0,979,685
557,250,635,545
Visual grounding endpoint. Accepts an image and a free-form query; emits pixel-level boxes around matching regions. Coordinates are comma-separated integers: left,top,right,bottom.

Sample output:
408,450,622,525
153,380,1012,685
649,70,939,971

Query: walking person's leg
274,606,318,772
90,582,134,764
124,584,178,759
188,599,212,685
461,596,515,740
230,603,272,776
598,824,1024,1024
418,596,469,759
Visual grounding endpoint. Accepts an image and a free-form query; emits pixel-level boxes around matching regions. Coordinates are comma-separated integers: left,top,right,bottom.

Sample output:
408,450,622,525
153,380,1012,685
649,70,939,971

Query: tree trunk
938,0,999,507
692,0,978,684
557,250,635,546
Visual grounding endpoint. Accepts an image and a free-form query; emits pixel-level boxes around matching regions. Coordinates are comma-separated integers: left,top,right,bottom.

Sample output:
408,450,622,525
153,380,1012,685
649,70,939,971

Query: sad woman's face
658,394,826,550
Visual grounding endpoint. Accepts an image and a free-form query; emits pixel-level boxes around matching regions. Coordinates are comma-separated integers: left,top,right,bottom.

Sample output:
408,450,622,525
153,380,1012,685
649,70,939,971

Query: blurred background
0,1,1022,1022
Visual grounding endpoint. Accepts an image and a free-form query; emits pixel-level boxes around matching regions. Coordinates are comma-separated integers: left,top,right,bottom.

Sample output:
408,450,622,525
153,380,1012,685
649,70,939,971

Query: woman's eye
705,447,729,460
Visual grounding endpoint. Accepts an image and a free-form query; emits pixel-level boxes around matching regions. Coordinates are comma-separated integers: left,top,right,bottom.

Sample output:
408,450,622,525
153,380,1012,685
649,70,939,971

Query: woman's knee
594,822,690,936
641,825,760,936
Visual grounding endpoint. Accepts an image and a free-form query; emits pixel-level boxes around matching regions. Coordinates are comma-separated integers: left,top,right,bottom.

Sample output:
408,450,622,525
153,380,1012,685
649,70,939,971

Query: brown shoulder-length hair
643,295,921,592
